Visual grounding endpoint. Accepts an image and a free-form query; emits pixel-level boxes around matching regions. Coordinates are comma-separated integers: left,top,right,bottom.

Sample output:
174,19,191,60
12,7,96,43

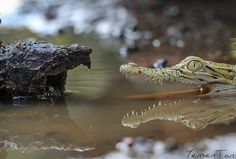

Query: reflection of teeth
123,97,197,123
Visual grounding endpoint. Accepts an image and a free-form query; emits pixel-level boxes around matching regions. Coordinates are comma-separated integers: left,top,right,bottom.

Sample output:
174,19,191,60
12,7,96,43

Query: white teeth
124,99,185,120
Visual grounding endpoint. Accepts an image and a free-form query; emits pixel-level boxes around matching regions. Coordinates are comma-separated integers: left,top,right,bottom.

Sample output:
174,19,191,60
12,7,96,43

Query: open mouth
119,61,232,99
127,84,212,100
120,67,212,100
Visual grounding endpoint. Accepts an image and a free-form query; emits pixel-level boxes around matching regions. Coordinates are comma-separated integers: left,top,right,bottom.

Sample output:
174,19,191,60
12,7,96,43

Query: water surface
1,29,236,159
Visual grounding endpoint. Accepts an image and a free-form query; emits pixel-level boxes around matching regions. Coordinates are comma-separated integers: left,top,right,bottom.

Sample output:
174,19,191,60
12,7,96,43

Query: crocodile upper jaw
120,56,236,96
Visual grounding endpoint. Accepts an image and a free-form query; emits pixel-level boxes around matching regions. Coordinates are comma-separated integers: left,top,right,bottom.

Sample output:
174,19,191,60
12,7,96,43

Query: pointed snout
65,44,92,69
68,44,92,54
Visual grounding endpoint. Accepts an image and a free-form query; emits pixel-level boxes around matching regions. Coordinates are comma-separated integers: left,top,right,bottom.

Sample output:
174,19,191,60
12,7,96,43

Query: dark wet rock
119,43,139,57
152,58,168,69
97,134,236,159
44,4,60,20
165,138,178,152
0,41,92,103
115,137,154,158
2,0,236,56
122,0,235,55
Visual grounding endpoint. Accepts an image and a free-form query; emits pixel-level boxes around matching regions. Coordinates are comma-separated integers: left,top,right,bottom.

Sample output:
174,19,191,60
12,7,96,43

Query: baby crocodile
120,56,236,129
120,56,236,97
0,41,92,101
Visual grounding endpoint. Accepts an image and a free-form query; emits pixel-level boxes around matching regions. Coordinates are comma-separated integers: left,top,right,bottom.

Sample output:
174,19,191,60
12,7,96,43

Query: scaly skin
121,100,236,130
120,56,236,96
120,56,236,129
0,41,92,102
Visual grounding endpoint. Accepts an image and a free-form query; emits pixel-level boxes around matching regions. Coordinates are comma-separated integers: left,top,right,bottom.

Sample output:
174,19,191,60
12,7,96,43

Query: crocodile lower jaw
128,82,213,100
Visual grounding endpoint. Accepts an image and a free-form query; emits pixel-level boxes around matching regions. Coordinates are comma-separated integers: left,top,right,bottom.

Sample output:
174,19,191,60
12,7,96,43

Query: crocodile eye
187,60,203,71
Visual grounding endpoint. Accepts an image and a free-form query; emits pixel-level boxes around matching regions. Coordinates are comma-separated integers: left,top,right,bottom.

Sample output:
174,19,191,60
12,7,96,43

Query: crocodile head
120,56,236,96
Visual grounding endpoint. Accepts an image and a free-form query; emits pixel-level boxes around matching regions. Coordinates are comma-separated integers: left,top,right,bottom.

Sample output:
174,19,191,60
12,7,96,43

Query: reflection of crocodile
120,56,236,97
0,41,92,102
120,56,236,129
122,99,236,130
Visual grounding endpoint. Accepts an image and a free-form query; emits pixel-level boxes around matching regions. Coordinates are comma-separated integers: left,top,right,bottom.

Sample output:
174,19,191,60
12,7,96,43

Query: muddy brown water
1,29,236,159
